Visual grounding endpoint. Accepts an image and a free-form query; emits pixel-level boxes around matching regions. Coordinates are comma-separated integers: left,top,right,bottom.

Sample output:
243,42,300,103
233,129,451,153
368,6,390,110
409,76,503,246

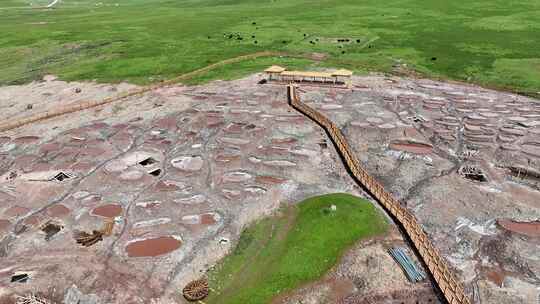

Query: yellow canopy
332,69,353,76
281,71,334,78
264,65,286,73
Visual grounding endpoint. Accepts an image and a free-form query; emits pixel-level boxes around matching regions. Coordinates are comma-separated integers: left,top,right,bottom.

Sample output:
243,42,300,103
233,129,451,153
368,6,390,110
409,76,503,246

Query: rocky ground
0,75,379,304
274,227,443,304
0,74,539,303
297,77,540,303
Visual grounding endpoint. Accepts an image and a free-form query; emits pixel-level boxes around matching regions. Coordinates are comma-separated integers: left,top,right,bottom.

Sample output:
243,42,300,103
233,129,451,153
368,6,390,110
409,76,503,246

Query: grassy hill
1,0,539,94
206,193,388,304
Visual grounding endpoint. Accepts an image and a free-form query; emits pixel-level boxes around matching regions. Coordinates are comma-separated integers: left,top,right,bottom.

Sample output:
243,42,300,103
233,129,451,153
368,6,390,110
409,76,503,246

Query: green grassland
1,0,539,94
206,193,388,304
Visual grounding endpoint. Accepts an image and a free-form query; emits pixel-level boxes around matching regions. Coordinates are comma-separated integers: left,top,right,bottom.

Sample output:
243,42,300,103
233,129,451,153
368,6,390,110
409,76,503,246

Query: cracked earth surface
294,77,540,304
0,76,367,303
1,74,540,303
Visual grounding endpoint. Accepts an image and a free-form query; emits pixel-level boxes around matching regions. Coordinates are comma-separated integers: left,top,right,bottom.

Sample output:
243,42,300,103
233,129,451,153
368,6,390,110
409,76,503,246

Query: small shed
264,65,286,81
280,71,334,83
331,69,353,84
264,66,353,86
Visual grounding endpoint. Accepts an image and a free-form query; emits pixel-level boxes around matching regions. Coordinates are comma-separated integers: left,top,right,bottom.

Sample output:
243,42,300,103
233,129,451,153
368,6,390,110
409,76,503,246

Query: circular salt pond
0,219,11,232
4,206,30,217
497,219,540,237
125,236,182,257
47,204,70,218
91,204,122,218
13,136,40,144
389,140,433,155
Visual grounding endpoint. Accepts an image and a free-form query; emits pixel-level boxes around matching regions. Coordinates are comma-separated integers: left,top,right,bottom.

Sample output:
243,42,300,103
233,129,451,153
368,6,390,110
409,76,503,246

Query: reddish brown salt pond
13,155,38,167
47,204,71,218
192,95,208,100
110,132,132,142
154,116,178,130
58,147,80,157
485,269,505,287
162,139,173,146
83,147,106,157
91,204,122,218
207,117,224,127
125,236,182,257
271,137,298,145
154,181,181,192
13,136,40,144
0,219,11,232
32,162,53,171
4,206,30,217
24,215,42,226
255,175,287,185
85,139,106,147
257,146,290,156
497,219,540,237
39,143,62,155
200,213,218,225
112,123,129,130
86,122,109,130
389,140,433,155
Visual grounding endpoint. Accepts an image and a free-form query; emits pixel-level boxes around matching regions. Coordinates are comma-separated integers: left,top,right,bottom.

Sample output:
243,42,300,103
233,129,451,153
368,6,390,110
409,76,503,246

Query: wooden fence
0,51,285,133
287,85,471,304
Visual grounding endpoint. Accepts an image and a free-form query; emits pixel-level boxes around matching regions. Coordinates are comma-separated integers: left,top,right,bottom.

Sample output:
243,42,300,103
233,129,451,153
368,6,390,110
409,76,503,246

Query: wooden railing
0,51,285,133
287,85,471,304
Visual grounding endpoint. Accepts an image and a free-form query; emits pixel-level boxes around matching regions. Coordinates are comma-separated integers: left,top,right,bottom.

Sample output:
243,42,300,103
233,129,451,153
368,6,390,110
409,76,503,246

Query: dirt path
0,51,289,133
46,0,60,8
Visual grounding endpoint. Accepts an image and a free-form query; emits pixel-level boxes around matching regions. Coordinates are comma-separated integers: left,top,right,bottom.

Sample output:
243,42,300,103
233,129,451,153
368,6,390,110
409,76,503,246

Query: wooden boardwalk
287,85,471,304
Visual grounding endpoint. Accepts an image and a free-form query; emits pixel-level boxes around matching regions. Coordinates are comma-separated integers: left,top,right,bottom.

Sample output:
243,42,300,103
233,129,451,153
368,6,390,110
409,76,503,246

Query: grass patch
182,56,314,85
478,58,540,92
1,0,539,93
207,193,387,304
